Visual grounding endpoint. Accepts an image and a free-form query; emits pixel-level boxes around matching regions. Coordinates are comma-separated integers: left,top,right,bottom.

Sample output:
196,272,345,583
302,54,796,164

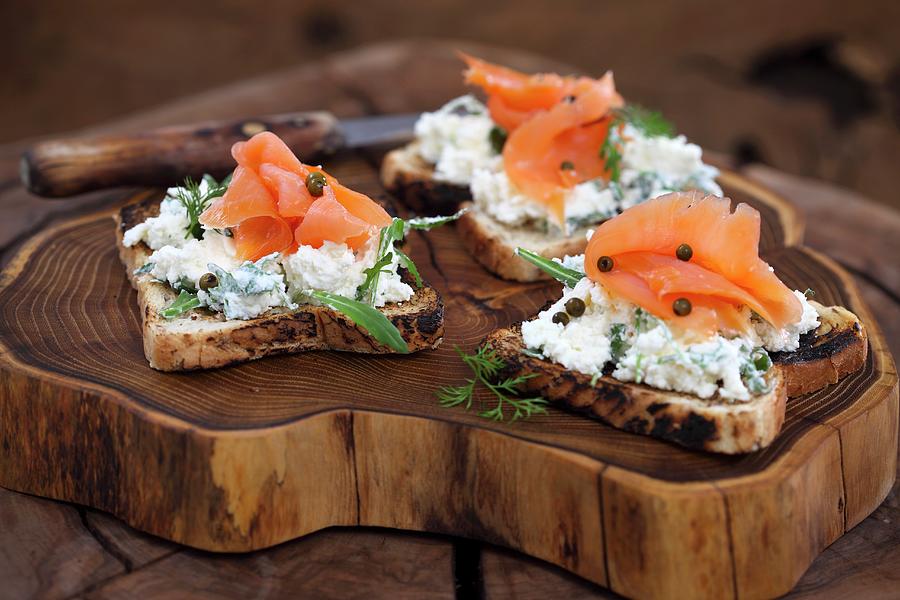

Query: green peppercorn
198,272,219,291
676,243,693,261
489,126,508,154
597,255,614,272
552,311,570,326
305,171,327,197
672,297,692,316
564,297,586,317
560,160,575,171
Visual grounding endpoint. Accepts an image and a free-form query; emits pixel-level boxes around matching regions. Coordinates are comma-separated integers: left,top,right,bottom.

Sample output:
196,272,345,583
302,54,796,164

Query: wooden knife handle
20,112,344,197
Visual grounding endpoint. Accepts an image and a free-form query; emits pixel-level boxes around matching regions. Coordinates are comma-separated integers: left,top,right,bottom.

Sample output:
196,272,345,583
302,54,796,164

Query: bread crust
483,302,868,453
115,195,444,371
381,144,470,216
484,326,787,454
381,143,597,282
772,302,868,396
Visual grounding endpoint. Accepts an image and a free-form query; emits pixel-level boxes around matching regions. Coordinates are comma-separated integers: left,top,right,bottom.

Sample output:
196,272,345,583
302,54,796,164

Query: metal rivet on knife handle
240,121,268,137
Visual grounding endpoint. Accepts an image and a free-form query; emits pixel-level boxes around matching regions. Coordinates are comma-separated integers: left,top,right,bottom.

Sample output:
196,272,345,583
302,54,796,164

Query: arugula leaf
358,219,405,306
520,347,545,359
172,175,229,240
160,290,200,319
405,207,469,231
358,210,464,306
356,252,395,301
394,247,423,288
437,345,548,422
310,291,408,354
514,248,584,287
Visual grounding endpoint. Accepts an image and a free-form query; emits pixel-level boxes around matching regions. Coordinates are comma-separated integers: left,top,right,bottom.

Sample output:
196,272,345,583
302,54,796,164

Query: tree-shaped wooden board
0,150,895,600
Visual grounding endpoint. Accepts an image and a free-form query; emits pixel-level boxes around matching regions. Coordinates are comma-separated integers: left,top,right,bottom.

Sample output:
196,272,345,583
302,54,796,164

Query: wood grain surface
1,41,898,600
0,155,895,599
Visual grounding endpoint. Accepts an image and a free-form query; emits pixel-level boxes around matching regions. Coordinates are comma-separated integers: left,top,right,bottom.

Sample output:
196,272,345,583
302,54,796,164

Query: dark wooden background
4,0,900,211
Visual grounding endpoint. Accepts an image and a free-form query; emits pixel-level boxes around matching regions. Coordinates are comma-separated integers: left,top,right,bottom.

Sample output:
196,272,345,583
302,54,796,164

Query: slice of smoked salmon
462,53,580,131
200,166,282,228
232,131,303,174
585,192,802,332
258,163,315,218
202,131,392,259
294,188,374,250
232,216,294,262
503,76,622,226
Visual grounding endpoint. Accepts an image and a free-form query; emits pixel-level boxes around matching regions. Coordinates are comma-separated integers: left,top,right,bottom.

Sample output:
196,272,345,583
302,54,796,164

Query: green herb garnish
160,290,201,319
633,307,659,334
489,126,508,154
134,262,154,275
437,345,547,422
803,288,816,299
356,210,466,306
521,347,545,359
405,207,469,231
599,104,675,182
609,323,628,362
740,346,773,395
394,247,423,288
172,175,229,240
514,248,584,287
615,104,675,138
311,291,408,354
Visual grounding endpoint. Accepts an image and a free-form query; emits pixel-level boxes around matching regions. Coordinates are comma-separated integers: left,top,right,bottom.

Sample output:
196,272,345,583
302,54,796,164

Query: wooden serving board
0,154,896,600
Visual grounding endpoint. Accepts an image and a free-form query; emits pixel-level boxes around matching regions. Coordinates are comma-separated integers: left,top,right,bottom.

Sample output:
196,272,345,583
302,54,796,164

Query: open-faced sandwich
117,131,458,371
382,54,722,281
481,191,867,453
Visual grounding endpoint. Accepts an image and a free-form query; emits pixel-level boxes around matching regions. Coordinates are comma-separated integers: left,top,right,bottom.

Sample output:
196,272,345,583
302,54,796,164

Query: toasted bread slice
382,143,596,282
381,143,471,217
770,302,868,396
455,202,594,282
483,302,867,454
115,196,444,372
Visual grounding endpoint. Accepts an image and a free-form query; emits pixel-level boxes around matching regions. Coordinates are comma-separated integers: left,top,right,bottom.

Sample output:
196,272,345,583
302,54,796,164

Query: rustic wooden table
0,41,897,599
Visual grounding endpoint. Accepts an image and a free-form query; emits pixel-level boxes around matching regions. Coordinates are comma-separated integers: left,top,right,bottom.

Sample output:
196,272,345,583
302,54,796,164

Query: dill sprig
599,104,675,183
615,104,674,138
172,174,229,240
437,345,548,422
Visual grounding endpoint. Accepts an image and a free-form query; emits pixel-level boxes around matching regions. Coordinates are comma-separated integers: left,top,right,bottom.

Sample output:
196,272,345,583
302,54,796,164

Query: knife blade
20,111,419,198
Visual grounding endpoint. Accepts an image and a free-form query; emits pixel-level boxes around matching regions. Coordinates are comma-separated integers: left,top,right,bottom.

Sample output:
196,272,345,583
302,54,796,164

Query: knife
20,111,419,197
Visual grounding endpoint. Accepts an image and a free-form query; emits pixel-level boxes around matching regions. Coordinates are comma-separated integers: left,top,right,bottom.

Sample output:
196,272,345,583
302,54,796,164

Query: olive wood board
0,158,896,600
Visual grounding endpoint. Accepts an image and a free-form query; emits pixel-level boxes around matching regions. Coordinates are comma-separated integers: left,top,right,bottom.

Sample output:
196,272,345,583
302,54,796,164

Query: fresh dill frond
614,104,674,138
172,174,229,240
599,104,675,182
437,345,548,422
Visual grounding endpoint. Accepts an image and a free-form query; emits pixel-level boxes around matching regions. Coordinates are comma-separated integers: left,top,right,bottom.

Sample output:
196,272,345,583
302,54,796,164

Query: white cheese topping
123,197,191,250
521,271,819,402
123,179,216,249
131,182,415,319
198,254,295,320
281,239,413,308
750,290,820,352
146,230,239,291
414,95,500,185
470,169,547,226
415,97,722,231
